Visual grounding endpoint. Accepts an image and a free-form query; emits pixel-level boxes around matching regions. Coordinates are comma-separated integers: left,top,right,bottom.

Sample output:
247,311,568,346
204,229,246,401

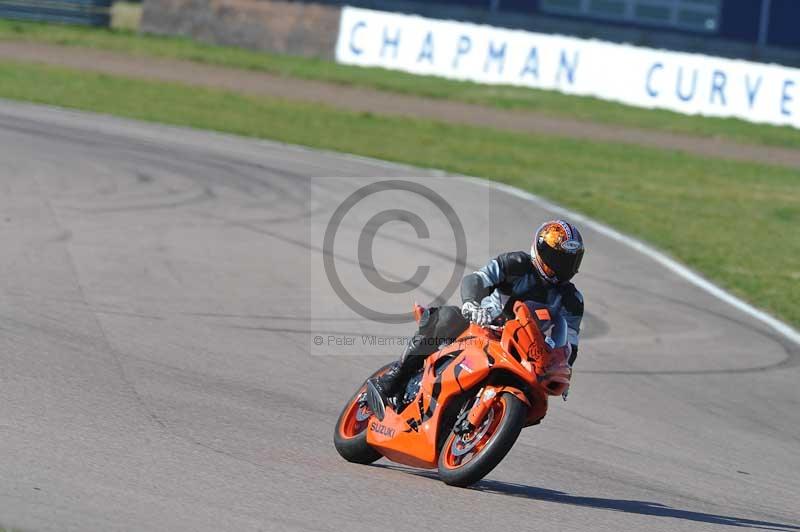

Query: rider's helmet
531,220,584,284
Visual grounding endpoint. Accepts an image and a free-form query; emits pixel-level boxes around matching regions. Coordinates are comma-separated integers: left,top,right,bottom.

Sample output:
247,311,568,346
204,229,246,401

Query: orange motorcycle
334,301,571,487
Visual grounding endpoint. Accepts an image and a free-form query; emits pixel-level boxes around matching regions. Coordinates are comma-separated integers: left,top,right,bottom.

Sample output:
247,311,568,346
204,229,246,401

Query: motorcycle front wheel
438,392,527,487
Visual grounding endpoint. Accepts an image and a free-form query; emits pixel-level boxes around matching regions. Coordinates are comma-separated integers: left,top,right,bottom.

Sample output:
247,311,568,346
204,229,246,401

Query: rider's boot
366,335,426,421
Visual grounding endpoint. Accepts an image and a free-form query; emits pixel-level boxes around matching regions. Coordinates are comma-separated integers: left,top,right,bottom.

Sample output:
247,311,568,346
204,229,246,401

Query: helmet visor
537,241,584,283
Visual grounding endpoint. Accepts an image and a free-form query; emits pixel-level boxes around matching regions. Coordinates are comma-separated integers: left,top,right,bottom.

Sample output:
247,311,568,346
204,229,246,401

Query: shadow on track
373,465,799,531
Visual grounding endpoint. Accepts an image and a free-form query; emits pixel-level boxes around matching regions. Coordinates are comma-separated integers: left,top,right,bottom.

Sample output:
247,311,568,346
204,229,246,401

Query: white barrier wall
335,6,800,129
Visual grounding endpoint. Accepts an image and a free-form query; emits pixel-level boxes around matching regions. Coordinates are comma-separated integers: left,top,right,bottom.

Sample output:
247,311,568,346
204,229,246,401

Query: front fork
454,385,529,435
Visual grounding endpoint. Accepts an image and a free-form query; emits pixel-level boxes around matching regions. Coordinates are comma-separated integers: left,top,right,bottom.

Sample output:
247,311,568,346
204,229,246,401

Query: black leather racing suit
378,251,584,396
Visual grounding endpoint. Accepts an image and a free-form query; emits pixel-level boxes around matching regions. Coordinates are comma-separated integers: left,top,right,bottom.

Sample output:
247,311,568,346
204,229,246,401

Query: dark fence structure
0,0,112,26
140,0,800,66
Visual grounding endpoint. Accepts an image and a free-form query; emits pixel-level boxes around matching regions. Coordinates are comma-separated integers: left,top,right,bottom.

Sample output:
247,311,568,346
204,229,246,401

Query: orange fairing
538,347,571,397
365,336,492,468
507,302,572,396
362,301,568,469
500,302,539,366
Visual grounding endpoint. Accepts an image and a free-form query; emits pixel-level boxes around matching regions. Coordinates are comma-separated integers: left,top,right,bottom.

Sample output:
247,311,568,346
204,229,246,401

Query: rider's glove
461,301,492,326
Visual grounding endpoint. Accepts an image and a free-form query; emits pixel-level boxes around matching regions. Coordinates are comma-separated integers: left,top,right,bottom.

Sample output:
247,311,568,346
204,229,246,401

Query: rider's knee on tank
436,305,469,331
417,305,468,351
428,305,469,340
416,305,466,333
398,305,468,367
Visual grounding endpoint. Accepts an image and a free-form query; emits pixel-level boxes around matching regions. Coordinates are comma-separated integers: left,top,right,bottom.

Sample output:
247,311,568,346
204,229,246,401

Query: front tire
438,393,527,487
333,364,392,464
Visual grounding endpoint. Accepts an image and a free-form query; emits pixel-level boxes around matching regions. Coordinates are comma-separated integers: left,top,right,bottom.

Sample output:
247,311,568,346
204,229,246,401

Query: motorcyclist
368,219,585,408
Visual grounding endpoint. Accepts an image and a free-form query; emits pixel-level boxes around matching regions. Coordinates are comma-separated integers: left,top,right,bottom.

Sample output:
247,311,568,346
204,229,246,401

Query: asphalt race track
0,100,798,532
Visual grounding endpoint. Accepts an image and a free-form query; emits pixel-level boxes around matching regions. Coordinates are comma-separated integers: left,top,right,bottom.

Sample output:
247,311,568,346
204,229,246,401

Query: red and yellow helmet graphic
531,220,584,283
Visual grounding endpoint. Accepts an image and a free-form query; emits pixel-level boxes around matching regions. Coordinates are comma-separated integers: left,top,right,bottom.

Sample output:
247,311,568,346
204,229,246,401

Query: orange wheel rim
443,399,506,469
338,387,372,439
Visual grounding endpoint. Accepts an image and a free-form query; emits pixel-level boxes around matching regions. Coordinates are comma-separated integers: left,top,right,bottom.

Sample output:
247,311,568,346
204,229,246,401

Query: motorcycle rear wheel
438,392,526,487
333,364,392,464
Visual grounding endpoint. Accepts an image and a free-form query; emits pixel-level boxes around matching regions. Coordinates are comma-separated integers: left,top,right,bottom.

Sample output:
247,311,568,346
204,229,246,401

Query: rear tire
438,393,526,487
333,364,392,464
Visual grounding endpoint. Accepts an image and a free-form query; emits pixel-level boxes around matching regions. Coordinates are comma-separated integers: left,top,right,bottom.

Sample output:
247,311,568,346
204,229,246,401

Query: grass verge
0,59,797,327
1,19,800,149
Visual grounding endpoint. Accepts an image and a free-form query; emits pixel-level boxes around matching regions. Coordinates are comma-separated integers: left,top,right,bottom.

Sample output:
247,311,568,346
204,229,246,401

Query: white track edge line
330,150,800,347
462,177,800,347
